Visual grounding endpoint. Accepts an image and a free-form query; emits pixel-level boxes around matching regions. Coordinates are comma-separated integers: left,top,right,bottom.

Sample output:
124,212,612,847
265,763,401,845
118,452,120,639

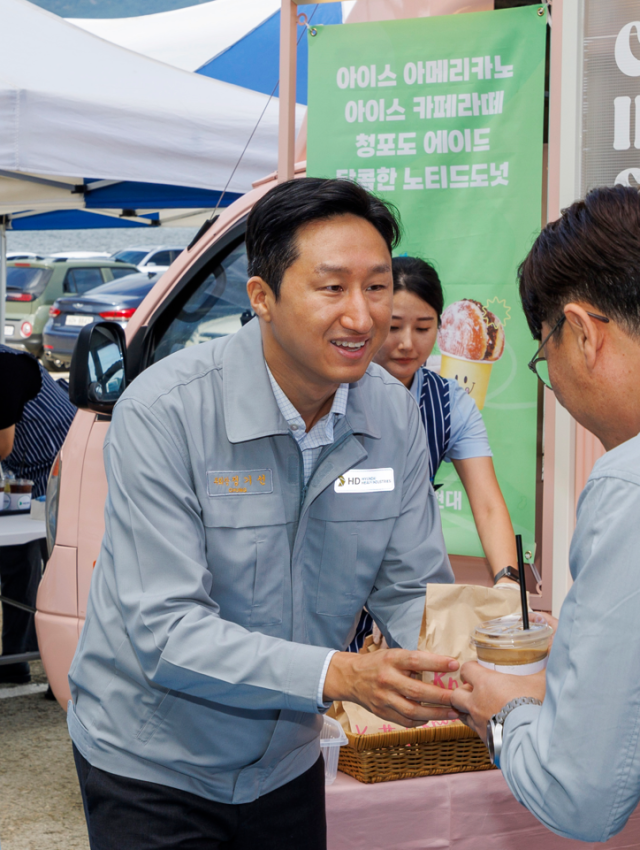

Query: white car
110,246,184,274
47,251,111,260
6,251,47,261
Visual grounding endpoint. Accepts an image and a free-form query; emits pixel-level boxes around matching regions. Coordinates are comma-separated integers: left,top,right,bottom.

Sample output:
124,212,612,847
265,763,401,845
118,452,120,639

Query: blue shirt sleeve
500,447,640,842
443,379,492,462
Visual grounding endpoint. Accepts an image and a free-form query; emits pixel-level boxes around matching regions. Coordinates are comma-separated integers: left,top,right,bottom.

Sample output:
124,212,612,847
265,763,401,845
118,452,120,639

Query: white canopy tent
69,0,283,73
0,0,303,195
0,0,304,342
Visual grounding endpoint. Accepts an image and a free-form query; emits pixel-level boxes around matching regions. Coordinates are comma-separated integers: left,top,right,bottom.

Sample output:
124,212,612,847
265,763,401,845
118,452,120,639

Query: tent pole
0,218,6,346
278,0,297,183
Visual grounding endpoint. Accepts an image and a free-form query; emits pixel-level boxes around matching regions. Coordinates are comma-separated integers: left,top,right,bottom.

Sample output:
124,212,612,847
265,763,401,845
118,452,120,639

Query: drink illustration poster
307,6,547,559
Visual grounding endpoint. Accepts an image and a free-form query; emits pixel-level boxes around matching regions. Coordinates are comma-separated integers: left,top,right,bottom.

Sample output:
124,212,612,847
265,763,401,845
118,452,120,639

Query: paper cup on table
470,615,553,675
439,353,494,411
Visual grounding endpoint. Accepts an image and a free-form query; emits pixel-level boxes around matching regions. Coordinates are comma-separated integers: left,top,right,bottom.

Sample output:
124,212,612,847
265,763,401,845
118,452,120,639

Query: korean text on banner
307,7,547,559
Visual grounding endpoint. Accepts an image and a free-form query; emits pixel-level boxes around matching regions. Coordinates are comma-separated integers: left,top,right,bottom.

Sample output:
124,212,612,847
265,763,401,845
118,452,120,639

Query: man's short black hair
246,177,401,298
519,185,640,340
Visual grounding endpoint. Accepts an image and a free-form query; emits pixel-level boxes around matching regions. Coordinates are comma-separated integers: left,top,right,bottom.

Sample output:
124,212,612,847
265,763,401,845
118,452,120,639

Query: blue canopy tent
198,2,343,105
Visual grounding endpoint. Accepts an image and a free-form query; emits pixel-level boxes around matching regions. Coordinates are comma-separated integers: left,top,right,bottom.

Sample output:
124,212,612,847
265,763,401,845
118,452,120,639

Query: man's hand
450,662,546,742
323,649,460,727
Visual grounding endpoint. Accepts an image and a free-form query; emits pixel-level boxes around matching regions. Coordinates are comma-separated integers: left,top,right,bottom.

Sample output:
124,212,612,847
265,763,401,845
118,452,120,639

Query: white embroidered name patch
334,468,395,493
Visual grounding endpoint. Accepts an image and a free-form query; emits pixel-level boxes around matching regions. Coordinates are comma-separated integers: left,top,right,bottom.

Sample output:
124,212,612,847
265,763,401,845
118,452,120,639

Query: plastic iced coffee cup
7,479,34,512
470,615,553,675
439,353,494,411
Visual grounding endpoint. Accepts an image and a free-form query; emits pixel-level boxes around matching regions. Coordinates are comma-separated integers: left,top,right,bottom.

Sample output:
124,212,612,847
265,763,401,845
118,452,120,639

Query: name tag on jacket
334,468,395,493
207,469,273,496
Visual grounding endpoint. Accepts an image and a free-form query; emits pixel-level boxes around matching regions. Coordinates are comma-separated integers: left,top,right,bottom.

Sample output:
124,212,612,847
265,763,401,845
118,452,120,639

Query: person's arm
452,474,640,842
105,394,456,724
104,396,336,715
324,388,459,725
453,456,518,579
444,382,517,581
0,425,15,461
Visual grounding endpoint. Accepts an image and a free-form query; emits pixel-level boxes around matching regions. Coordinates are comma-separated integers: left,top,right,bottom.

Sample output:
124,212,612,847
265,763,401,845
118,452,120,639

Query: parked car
6,251,47,261
3,258,139,365
111,245,184,274
47,251,111,260
43,272,160,369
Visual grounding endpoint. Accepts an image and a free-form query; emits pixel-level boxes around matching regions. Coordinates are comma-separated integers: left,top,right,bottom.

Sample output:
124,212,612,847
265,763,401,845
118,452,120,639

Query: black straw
516,535,530,630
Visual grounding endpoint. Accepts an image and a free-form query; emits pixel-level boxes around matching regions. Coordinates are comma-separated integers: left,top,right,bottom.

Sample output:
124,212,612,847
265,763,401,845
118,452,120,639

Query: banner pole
278,0,297,183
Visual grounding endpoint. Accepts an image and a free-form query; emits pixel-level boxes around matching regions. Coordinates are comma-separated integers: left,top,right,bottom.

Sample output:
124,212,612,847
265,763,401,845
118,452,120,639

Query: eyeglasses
527,311,610,390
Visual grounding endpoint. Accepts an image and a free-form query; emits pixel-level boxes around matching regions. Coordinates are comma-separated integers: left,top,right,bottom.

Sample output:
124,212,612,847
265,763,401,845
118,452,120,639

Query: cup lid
471,615,553,648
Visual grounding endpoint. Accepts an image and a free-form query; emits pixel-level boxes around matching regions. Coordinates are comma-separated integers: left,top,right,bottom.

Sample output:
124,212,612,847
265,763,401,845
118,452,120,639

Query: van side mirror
69,321,128,413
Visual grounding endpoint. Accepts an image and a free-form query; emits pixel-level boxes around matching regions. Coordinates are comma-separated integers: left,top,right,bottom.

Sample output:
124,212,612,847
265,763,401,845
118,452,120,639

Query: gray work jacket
68,318,453,803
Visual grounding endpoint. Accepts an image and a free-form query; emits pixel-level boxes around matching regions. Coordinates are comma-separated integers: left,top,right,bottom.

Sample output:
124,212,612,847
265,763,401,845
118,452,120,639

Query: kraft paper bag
419,583,522,691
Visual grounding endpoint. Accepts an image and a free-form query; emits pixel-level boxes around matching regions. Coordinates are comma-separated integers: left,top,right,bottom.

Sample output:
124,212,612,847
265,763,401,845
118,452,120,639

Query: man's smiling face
259,213,394,391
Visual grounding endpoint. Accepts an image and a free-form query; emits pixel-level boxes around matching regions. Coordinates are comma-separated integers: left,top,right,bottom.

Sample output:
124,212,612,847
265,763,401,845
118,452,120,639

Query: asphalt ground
0,661,89,848
1,397,84,848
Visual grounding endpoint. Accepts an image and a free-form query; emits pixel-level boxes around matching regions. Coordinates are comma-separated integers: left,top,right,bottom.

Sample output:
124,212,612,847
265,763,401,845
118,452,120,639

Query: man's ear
564,304,605,371
247,276,275,323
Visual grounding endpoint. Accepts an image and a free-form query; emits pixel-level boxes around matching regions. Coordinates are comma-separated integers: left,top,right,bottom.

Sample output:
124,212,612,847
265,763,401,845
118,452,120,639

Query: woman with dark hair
378,256,517,578
349,257,518,651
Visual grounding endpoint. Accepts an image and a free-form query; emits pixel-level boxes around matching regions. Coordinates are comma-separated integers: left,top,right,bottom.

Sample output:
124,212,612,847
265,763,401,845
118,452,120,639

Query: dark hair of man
518,185,640,340
392,256,444,323
245,177,401,298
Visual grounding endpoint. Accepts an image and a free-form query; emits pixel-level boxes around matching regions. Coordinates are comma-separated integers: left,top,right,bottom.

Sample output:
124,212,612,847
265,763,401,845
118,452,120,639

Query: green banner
307,6,546,560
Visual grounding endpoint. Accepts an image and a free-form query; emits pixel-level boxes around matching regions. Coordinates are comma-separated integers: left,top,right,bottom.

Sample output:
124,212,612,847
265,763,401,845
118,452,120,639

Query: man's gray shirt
501,432,640,841
68,319,453,804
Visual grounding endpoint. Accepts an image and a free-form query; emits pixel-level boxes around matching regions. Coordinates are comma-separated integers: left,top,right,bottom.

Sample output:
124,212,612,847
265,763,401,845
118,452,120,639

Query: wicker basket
338,722,495,784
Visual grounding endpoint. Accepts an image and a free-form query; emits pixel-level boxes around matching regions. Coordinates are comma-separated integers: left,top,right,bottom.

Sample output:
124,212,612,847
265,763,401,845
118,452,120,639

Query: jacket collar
222,318,381,444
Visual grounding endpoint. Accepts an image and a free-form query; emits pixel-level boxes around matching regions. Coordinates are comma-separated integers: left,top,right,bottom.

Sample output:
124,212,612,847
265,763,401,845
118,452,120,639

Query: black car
43,272,159,369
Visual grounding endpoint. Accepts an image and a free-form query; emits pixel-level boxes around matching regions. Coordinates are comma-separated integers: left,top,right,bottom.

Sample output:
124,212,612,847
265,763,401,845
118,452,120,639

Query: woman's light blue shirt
410,367,492,463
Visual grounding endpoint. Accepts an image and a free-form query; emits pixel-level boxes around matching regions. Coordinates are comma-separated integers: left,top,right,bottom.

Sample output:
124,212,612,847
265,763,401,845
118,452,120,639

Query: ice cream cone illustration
437,299,505,411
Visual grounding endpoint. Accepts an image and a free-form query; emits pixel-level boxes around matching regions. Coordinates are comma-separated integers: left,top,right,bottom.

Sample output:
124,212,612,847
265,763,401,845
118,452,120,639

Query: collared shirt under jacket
67,318,453,804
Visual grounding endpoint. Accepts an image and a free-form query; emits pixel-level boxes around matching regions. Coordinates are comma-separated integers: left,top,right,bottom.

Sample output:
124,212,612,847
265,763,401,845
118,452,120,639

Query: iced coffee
470,615,553,675
0,478,34,512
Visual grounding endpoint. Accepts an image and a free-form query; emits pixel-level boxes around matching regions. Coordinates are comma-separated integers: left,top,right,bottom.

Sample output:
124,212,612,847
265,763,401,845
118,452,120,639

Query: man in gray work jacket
68,178,458,850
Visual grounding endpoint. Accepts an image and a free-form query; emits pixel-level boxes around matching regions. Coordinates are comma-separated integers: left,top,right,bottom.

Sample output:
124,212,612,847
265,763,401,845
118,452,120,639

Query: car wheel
42,357,67,373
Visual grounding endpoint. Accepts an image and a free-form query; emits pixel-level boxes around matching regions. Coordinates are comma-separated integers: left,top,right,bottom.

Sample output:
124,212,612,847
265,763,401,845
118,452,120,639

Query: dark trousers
0,539,43,656
73,745,327,850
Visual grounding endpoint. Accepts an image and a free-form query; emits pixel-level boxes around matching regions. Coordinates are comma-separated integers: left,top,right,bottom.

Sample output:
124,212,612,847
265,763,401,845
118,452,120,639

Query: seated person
451,185,640,842
350,257,518,651
0,346,75,683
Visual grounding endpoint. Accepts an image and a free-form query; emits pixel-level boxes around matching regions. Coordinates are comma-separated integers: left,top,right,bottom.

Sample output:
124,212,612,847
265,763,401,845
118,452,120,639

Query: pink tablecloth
326,769,640,850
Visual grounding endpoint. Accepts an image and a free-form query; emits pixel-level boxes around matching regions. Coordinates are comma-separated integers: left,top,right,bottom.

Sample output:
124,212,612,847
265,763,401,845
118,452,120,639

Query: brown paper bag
418,583,522,691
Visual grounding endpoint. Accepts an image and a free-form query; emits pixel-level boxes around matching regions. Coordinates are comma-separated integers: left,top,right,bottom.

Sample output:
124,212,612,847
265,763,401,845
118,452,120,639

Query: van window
110,267,140,281
152,241,251,364
147,251,172,267
6,267,52,299
64,267,106,294
112,250,147,265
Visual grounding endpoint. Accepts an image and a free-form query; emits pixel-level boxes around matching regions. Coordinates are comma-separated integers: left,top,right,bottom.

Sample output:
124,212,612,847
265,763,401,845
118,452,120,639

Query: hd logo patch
334,468,395,493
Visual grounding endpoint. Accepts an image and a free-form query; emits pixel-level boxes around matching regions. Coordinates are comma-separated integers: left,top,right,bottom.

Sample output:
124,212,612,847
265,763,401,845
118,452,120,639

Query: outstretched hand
323,648,460,727
450,662,546,742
